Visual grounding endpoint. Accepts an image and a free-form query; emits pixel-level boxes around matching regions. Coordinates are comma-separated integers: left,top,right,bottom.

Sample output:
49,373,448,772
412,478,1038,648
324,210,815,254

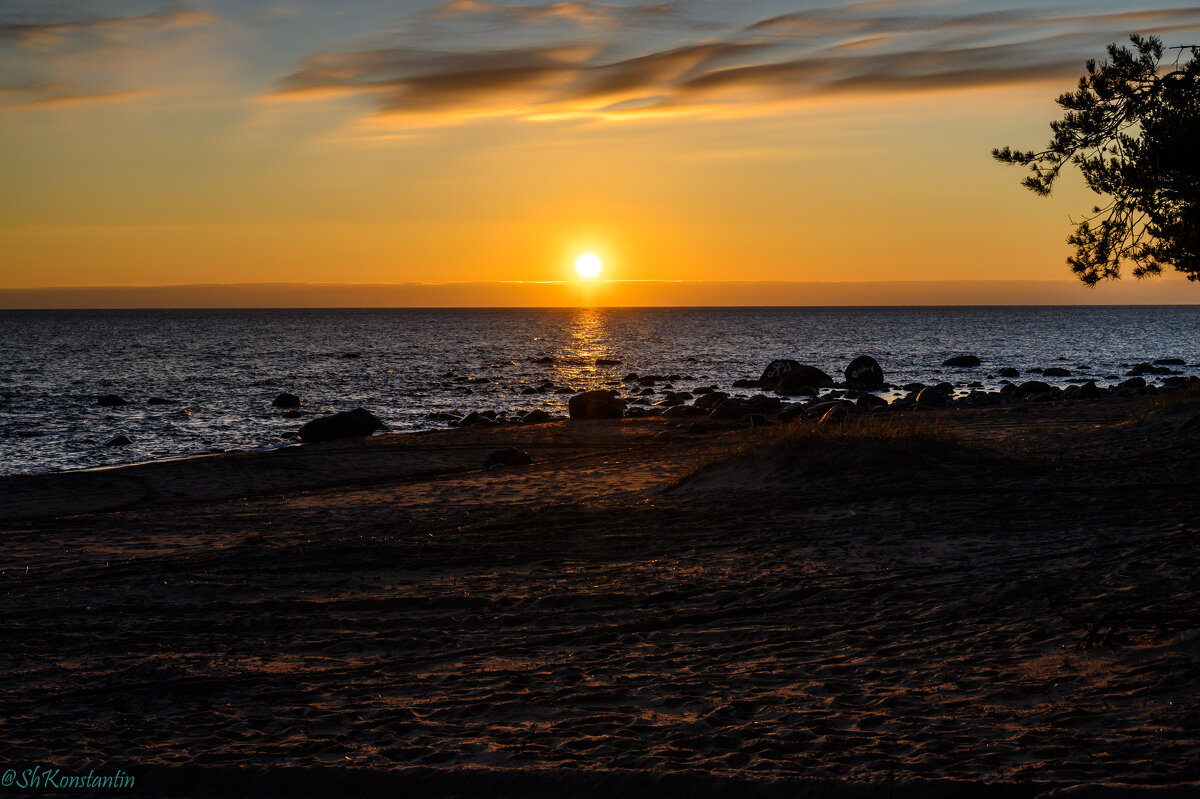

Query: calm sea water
1,306,1198,476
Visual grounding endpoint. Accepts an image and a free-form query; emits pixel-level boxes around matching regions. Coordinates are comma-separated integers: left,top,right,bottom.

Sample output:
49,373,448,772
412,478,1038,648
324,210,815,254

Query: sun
575,253,602,279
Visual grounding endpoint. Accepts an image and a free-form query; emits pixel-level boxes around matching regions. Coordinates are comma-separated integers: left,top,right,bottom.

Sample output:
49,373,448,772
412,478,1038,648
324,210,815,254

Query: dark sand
3,394,1200,797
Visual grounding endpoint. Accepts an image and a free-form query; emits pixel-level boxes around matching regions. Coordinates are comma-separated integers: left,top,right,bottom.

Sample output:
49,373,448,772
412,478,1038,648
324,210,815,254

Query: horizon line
4,278,1198,309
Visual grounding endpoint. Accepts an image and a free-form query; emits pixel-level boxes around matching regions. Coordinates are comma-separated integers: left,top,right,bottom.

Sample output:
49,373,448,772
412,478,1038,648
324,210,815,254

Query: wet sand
3,394,1200,797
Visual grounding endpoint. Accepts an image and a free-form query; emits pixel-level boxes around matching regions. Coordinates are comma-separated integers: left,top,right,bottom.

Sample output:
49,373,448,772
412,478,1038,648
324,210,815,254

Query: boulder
1077,381,1102,399
297,408,384,442
759,359,802,385
773,378,818,397
521,409,552,424
997,367,1021,378
147,396,176,405
856,394,888,411
1118,377,1147,391
485,447,532,468
692,391,729,409
916,386,948,406
568,390,625,420
819,404,850,424
272,392,302,409
844,355,884,387
458,411,497,427
709,398,750,420
1154,358,1186,365
1043,367,1072,377
774,366,833,394
942,355,981,367
97,394,128,407
104,435,132,446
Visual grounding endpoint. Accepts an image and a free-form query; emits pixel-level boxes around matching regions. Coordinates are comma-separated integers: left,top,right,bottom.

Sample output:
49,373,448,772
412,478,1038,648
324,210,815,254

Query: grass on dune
672,414,968,489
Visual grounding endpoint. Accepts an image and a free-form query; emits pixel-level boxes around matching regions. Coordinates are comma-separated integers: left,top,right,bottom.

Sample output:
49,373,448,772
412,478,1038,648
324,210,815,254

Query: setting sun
575,253,602,279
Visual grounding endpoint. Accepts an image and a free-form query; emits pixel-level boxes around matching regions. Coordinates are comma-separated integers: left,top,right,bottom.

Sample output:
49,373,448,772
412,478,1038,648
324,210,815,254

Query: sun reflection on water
551,308,622,390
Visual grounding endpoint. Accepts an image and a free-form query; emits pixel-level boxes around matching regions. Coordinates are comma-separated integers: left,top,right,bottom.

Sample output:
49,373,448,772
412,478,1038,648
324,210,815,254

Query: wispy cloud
0,8,218,110
268,3,1200,129
427,1,678,28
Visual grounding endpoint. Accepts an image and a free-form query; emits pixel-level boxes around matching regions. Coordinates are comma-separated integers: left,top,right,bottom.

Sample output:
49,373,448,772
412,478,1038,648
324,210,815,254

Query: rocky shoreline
292,354,1200,443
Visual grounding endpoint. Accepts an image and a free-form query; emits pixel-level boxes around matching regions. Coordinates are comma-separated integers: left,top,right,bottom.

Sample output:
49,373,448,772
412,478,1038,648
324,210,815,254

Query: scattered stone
903,383,925,393
1043,367,1072,377
458,411,497,427
1118,377,1147,391
298,408,384,442
520,387,538,395
104,435,132,446
1153,358,1186,365
485,447,532,468
1014,380,1054,397
732,379,759,388
1128,363,1175,376
997,367,1020,378
521,409,552,424
1078,381,1102,399
844,355,884,387
942,355,981,367
97,394,128,407
272,392,302,409
568,390,625,419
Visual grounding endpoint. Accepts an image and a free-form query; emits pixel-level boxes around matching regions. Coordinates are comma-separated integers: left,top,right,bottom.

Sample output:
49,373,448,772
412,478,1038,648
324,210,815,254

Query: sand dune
2,395,1199,797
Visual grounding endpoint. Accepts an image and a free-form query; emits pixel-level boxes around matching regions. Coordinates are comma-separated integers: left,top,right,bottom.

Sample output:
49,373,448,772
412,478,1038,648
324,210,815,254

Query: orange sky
2,1,1200,305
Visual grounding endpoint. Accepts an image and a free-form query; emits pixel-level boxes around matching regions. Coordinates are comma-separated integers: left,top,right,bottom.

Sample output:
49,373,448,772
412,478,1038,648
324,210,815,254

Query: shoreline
4,390,1200,794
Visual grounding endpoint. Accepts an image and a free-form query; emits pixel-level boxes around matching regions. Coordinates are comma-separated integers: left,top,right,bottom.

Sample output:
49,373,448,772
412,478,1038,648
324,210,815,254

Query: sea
2,306,1198,476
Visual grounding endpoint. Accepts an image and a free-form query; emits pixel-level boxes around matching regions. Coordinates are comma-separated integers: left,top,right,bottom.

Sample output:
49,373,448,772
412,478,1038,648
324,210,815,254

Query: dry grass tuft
1126,381,1200,426
672,414,972,490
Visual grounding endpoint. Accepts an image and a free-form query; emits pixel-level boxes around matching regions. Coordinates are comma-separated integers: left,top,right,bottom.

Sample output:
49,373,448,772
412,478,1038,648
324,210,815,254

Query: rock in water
997,367,1020,378
942,355,982,367
298,408,383,442
568,390,625,419
485,447,533,468
147,396,176,405
97,394,128,406
521,409,552,424
774,366,834,393
272,392,302,408
104,435,132,446
844,355,884,387
1043,367,1071,377
759,359,802,385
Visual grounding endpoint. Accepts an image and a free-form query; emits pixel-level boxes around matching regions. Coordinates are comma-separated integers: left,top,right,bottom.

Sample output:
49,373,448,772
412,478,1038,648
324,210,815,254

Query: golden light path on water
550,309,621,390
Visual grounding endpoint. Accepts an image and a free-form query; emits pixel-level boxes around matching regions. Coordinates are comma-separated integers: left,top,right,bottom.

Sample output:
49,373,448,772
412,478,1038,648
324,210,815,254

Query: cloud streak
0,8,217,110
268,3,1200,127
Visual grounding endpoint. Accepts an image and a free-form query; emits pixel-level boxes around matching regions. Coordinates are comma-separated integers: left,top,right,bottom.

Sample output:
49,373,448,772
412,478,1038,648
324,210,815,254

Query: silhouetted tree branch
994,35,1200,284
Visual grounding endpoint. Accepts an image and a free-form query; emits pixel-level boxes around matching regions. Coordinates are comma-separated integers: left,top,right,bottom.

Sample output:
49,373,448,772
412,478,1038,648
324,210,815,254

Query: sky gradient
3,0,1200,304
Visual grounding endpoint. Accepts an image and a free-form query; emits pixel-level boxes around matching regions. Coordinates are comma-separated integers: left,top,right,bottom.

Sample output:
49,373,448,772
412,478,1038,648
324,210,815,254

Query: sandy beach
3,391,1200,797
